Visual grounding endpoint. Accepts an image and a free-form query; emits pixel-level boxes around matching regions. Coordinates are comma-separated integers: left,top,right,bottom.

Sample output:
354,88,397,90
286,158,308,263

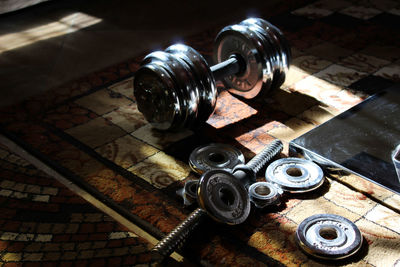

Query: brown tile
66,117,125,148
108,78,134,100
103,103,147,133
131,124,192,150
340,53,390,73
314,64,368,87
95,135,159,169
207,91,257,129
128,152,191,189
75,89,132,115
306,42,353,62
361,45,400,61
312,0,350,11
356,218,400,266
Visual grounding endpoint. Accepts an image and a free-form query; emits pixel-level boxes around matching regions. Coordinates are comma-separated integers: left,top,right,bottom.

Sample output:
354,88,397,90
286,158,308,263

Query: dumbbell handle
210,56,242,82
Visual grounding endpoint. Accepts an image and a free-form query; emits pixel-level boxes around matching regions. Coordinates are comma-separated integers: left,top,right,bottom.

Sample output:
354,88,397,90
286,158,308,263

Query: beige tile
340,53,390,74
314,64,368,87
306,42,353,62
75,89,132,115
96,135,158,169
337,173,395,202
131,124,192,150
281,66,309,89
340,6,382,20
365,204,400,233
374,64,400,82
324,181,377,217
291,55,332,74
286,197,361,225
384,194,400,209
297,105,338,126
292,5,333,19
356,218,400,266
290,76,343,108
103,103,147,133
128,152,191,189
269,88,320,116
108,78,134,99
66,117,125,148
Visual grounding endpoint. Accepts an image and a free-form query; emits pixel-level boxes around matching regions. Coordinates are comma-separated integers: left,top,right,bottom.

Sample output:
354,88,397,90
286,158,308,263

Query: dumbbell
133,18,291,131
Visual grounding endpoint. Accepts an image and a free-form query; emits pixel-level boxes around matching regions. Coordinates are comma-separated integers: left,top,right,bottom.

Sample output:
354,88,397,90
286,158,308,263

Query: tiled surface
1,0,400,265
0,149,156,265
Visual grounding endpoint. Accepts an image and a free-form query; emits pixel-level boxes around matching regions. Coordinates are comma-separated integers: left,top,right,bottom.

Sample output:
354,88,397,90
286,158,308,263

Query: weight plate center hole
255,185,271,196
208,153,226,164
219,188,235,207
319,227,338,240
286,167,303,177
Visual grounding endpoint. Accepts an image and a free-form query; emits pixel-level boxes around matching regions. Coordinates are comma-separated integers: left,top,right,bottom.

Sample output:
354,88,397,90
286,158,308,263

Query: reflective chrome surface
189,143,245,174
295,214,363,260
265,158,324,193
214,18,291,98
248,181,282,208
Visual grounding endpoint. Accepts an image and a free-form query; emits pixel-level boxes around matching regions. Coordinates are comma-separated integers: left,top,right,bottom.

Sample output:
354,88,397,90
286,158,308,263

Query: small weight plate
295,214,363,260
189,143,245,174
265,158,324,193
214,24,265,99
167,44,217,125
248,182,283,208
197,170,250,225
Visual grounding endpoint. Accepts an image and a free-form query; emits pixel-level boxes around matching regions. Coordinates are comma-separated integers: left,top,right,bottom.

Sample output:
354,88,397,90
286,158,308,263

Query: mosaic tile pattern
0,151,156,266
1,0,400,265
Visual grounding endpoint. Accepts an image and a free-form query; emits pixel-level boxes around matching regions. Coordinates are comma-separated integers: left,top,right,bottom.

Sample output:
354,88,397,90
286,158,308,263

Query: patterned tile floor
1,0,400,266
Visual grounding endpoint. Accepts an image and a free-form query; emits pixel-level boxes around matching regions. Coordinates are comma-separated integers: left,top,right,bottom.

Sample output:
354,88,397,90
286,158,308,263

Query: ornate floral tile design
95,135,159,169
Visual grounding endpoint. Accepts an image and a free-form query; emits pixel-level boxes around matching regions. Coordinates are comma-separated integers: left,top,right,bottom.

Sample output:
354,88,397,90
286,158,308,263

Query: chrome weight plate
265,158,324,193
189,143,245,174
214,24,265,99
134,56,182,130
166,44,217,125
241,18,291,90
295,214,363,260
198,170,250,225
248,182,283,208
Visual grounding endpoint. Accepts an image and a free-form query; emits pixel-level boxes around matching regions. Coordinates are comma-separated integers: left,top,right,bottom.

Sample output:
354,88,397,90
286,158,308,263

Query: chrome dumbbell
134,18,291,131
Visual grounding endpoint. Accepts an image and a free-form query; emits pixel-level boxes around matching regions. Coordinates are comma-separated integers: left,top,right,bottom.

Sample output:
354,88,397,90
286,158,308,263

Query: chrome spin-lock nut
265,157,324,193
295,214,363,260
176,180,199,206
248,182,283,208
